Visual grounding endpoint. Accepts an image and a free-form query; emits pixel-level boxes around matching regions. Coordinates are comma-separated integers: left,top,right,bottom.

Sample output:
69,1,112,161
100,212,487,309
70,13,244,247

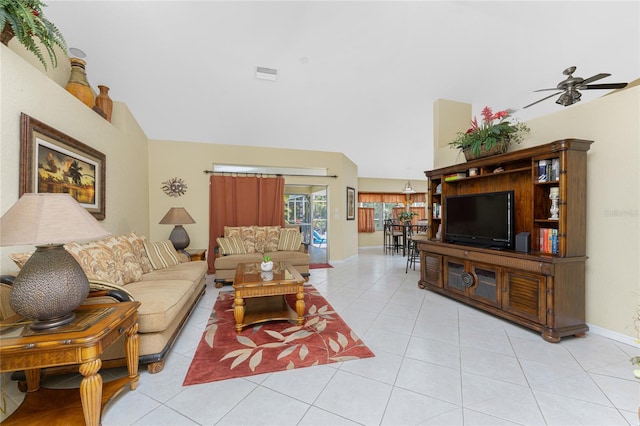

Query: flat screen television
445,190,515,249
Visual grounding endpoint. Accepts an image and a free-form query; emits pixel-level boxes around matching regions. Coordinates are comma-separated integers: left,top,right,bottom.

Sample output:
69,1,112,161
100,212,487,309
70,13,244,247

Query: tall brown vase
65,58,94,108
95,85,113,122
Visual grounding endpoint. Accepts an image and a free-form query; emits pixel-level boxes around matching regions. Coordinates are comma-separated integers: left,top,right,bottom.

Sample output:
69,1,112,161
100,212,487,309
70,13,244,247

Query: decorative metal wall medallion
161,177,187,197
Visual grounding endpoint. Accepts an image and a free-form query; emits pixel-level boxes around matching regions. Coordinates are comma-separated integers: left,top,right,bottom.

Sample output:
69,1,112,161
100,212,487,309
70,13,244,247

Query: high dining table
390,220,429,256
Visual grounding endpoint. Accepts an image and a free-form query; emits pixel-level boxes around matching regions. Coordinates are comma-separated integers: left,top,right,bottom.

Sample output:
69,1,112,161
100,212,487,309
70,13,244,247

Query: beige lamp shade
159,207,196,225
0,193,111,246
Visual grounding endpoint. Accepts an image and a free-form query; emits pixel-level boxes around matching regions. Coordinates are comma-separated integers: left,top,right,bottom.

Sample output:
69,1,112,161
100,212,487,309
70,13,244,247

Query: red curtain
358,208,375,233
207,176,285,273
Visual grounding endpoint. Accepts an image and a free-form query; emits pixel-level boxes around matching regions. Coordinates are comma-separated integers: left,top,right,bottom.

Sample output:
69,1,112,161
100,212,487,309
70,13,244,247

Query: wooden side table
186,248,206,261
0,301,140,426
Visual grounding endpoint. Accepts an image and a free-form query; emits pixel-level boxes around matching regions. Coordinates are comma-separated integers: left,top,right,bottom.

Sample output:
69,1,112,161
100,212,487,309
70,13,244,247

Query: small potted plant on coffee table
260,255,273,272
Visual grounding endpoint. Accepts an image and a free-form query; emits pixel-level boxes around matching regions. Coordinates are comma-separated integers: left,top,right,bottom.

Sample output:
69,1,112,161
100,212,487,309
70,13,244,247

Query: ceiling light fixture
402,181,416,194
68,47,86,58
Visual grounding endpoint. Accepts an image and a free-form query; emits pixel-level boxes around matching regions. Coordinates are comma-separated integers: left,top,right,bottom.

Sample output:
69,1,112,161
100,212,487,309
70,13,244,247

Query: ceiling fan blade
523,91,563,109
582,83,628,90
534,88,560,92
580,73,610,85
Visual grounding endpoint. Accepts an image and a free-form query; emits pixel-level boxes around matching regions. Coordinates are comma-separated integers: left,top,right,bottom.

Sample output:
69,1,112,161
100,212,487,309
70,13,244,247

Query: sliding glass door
284,185,328,264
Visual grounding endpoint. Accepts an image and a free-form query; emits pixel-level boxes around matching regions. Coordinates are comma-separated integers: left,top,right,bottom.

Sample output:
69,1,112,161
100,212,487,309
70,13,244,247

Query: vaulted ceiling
44,1,639,179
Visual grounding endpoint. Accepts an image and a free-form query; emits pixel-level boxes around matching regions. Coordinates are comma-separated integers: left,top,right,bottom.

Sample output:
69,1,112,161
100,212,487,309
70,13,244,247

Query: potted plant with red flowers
449,106,530,161
1,0,67,70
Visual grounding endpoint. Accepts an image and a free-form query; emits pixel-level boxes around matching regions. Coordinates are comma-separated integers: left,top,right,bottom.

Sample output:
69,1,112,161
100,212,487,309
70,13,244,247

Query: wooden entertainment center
418,139,592,342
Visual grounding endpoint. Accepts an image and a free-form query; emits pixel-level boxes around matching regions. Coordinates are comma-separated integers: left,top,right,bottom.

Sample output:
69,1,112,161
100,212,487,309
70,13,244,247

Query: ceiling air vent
256,66,278,81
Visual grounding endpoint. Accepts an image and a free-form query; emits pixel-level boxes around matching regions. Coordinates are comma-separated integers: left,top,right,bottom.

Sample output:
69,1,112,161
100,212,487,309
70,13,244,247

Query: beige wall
433,99,471,169
433,87,640,341
0,45,150,274
147,140,359,263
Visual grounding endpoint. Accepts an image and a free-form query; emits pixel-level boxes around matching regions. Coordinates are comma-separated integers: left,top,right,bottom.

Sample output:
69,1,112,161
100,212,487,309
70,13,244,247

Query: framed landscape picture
346,186,355,220
20,113,106,220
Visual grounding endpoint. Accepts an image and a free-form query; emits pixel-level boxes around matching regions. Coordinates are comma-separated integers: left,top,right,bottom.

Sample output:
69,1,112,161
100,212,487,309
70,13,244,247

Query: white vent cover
256,66,278,81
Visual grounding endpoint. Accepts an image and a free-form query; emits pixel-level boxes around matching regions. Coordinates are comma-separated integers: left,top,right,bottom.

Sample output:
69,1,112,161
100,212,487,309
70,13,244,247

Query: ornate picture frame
20,113,106,220
346,186,355,220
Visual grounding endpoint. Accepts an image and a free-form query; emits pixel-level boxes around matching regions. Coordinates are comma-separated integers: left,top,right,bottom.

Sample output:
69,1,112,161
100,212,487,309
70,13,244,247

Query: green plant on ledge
398,211,418,222
449,106,530,159
262,255,271,263
0,0,67,70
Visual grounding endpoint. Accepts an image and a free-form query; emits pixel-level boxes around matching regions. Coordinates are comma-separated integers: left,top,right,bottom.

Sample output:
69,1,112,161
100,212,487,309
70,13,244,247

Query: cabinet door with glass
443,257,501,308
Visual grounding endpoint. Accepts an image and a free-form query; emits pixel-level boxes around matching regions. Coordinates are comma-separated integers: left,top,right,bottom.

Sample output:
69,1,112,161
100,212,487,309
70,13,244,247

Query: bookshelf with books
419,139,592,342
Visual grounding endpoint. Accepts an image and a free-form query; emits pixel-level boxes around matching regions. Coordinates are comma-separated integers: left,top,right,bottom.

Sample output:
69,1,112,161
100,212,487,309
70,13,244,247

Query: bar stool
383,219,394,254
405,225,424,272
390,220,405,255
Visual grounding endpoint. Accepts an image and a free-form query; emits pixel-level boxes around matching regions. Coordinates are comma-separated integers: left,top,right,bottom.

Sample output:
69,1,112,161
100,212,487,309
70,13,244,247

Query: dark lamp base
30,312,77,330
169,225,191,250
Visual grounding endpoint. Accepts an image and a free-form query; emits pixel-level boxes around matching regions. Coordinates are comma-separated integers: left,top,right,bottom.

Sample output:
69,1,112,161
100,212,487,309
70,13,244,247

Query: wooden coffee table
0,302,140,426
233,261,305,333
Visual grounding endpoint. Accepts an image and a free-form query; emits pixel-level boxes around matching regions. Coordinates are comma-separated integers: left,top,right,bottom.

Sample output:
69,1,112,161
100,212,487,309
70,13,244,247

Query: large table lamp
159,207,195,251
0,193,111,330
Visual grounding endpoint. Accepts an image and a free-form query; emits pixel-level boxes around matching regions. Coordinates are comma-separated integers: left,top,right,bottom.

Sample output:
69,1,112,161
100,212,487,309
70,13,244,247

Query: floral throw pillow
264,226,281,252
100,236,144,284
9,252,33,270
65,240,122,285
224,226,257,253
120,231,153,273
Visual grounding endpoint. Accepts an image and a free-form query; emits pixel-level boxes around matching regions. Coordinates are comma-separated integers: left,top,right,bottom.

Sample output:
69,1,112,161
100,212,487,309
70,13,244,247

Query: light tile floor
2,248,639,425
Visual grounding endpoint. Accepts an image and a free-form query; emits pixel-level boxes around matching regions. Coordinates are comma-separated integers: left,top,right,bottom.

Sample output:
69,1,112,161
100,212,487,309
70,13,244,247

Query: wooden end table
186,249,206,261
0,301,140,426
233,261,305,333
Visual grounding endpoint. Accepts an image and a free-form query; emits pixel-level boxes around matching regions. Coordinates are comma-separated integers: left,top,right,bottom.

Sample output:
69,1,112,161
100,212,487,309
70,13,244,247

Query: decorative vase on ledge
260,261,273,272
95,85,113,122
65,58,94,108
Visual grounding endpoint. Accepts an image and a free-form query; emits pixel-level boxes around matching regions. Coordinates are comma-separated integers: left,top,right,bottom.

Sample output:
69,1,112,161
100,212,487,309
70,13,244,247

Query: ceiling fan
523,66,627,109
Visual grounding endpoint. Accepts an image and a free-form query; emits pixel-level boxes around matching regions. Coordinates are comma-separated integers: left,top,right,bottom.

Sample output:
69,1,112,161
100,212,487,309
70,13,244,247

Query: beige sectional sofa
213,225,310,287
1,232,207,374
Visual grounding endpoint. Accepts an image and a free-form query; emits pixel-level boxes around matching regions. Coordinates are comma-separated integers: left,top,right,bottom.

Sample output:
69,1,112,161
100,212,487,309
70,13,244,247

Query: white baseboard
587,323,639,347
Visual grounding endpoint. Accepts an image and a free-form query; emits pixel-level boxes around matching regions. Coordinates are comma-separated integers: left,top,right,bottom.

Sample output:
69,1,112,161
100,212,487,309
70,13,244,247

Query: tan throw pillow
121,231,153,273
264,225,281,252
9,252,33,269
65,240,122,285
143,240,180,270
224,226,257,253
277,229,303,251
101,236,144,284
216,236,247,255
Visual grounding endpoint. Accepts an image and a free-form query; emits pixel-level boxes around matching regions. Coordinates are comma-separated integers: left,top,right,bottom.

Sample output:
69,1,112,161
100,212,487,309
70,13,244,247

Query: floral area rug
183,285,374,385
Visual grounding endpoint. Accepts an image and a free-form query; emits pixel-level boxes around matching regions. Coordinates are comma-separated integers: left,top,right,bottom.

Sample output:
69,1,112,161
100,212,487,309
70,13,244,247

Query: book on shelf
539,228,558,254
444,172,466,181
432,202,441,219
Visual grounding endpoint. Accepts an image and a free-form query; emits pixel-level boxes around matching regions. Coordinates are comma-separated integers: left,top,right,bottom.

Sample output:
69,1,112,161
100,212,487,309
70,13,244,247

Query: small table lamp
159,207,195,251
0,193,111,330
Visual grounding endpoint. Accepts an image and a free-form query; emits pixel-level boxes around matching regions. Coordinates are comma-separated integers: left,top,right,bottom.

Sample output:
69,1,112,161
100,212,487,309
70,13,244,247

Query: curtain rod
203,170,338,178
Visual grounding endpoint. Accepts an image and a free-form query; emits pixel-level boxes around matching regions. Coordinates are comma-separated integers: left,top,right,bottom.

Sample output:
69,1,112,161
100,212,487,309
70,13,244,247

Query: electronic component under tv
445,190,515,249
